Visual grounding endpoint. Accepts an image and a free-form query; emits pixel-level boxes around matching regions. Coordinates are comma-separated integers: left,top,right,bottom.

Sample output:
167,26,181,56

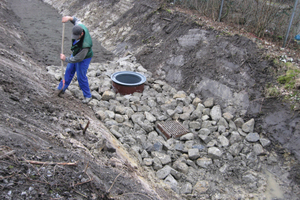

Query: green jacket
71,24,93,59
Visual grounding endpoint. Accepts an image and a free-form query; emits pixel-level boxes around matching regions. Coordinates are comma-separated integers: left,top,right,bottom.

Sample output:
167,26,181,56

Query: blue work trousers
57,57,92,98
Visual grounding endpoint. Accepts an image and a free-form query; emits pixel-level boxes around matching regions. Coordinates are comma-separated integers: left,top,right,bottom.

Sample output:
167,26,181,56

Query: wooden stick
74,190,88,198
83,120,90,134
0,150,16,159
108,172,123,192
24,160,78,166
73,178,93,187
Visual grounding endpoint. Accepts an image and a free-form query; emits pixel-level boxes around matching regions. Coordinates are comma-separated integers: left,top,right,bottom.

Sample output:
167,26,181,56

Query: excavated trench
11,0,300,162
6,0,300,199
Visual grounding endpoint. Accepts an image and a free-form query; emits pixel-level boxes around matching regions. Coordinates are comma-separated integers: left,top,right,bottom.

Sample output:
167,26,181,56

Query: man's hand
60,54,66,61
62,16,73,23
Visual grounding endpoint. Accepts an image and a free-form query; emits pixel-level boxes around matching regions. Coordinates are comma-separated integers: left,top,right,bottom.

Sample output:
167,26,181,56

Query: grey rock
223,112,234,121
141,149,149,158
147,99,157,107
91,90,102,100
180,182,193,194
166,109,176,117
199,128,211,137
189,121,201,130
242,118,255,133
192,144,206,151
218,135,229,147
139,121,154,133
188,148,200,160
153,157,163,170
229,143,244,156
207,139,218,147
203,108,211,116
137,104,151,112
218,117,229,128
204,97,214,108
131,112,145,123
156,165,172,179
238,128,247,137
186,159,197,168
260,138,271,147
102,91,115,101
229,120,237,131
164,174,178,192
234,117,244,128
144,111,156,122
192,97,201,107
253,143,264,155
210,105,222,121
110,129,123,138
95,110,108,120
143,158,153,166
170,168,182,180
179,112,190,121
114,114,124,123
190,109,202,120
242,172,257,183
246,132,260,143
247,152,257,161
151,142,163,152
196,157,212,168
174,142,185,152
105,110,115,119
173,160,189,174
124,107,134,118
193,180,210,194
230,131,242,144
152,151,172,165
219,163,229,173
148,131,158,142
218,125,226,133
180,133,194,141
208,147,223,158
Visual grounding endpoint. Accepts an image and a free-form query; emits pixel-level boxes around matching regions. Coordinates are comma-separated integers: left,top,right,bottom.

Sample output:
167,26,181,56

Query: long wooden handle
61,23,65,78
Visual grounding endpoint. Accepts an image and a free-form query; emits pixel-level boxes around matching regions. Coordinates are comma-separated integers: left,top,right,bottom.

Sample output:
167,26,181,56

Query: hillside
0,0,299,199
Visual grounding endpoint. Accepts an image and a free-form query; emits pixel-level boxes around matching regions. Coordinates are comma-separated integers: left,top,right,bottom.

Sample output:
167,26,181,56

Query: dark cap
72,25,83,40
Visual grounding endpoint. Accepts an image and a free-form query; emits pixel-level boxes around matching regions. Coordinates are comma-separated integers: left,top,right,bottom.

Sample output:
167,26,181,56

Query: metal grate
156,120,189,140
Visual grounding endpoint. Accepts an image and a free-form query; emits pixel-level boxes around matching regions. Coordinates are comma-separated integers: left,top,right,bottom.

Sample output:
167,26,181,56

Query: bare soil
0,0,300,199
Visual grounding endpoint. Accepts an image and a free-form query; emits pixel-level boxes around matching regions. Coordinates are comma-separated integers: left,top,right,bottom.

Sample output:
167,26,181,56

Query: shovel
57,23,65,96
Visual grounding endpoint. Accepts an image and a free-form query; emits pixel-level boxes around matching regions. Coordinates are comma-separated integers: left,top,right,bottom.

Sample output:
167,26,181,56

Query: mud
0,0,174,199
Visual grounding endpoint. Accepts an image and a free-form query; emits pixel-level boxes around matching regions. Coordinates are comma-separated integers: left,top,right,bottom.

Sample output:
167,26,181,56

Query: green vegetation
265,85,280,98
166,9,172,13
269,58,300,109
277,66,300,89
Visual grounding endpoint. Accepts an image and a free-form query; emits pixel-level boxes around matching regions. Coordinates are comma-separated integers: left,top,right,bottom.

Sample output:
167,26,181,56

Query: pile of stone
47,54,272,199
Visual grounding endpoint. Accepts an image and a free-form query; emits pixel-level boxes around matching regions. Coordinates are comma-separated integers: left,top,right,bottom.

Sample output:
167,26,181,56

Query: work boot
55,88,65,97
82,97,91,104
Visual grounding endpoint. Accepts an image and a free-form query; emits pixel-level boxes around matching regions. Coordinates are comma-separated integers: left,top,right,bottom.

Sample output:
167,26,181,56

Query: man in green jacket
57,16,93,104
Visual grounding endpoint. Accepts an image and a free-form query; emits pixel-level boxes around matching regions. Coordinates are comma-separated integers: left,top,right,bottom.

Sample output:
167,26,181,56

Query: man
57,16,93,104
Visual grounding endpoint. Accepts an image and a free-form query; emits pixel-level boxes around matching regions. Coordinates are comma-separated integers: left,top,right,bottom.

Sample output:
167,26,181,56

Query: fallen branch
108,172,123,193
73,178,93,187
82,120,90,134
24,160,78,166
74,190,87,198
0,150,16,159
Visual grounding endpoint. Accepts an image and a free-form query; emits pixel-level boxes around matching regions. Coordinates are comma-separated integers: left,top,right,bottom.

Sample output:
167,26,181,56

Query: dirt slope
1,0,300,199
